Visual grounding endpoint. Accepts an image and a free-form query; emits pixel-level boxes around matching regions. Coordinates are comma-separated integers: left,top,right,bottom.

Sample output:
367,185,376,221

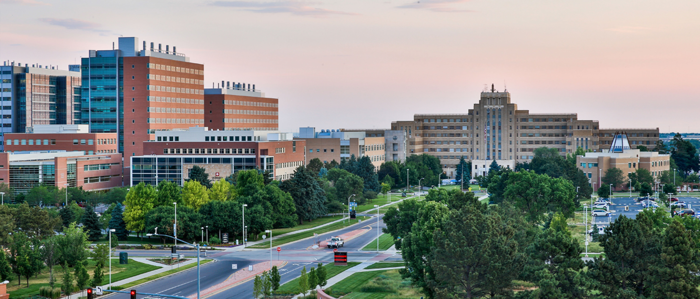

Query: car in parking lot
670,201,687,208
670,197,679,202
592,203,609,209
636,196,649,202
592,209,610,217
588,226,606,235
675,209,695,217
641,201,659,209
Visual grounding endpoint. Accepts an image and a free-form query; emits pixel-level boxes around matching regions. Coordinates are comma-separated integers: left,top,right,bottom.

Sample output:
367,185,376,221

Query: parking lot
588,196,700,225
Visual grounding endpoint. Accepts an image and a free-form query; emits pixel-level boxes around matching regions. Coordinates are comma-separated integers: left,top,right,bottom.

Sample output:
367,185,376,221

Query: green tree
280,166,327,224
61,262,74,295
0,251,12,283
182,180,210,211
99,203,115,230
81,205,102,241
188,165,212,188
74,260,90,291
639,182,653,197
378,161,401,188
380,182,391,195
91,261,103,288
308,266,317,292
503,171,577,223
262,183,297,228
253,274,262,298
26,185,52,206
307,158,324,174
68,201,84,224
488,160,501,174
670,133,700,175
298,266,308,296
356,156,381,192
56,223,90,267
91,244,110,268
315,263,327,288
156,180,182,206
8,232,31,286
144,206,202,242
324,160,339,169
123,182,156,236
104,187,129,204
208,179,234,202
663,183,677,195
526,227,588,298
650,219,700,298
108,203,128,240
59,206,75,228
199,200,242,242
597,184,611,198
41,236,59,287
262,271,272,298
318,167,328,178
602,168,625,190
0,205,15,247
270,265,281,291
629,167,654,188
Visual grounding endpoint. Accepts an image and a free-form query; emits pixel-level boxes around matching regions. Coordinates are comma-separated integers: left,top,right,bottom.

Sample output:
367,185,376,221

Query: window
28,140,33,145
81,139,86,145
73,139,79,145
43,139,48,145
51,139,56,145
88,139,94,145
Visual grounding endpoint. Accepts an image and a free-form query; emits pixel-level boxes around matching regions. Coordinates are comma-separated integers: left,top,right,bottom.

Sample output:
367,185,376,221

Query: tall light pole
174,202,177,249
629,180,632,197
374,205,379,252
609,184,613,205
406,168,409,192
147,231,201,299
201,227,204,244
108,228,115,289
265,229,272,269
64,183,69,206
673,168,676,187
347,194,356,223
584,205,588,257
205,226,208,244
0,192,4,205
242,204,248,246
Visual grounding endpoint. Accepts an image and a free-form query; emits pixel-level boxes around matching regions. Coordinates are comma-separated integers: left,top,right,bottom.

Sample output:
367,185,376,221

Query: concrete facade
296,127,385,170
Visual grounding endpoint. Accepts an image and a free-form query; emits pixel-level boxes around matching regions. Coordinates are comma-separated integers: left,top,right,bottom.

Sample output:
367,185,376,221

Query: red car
675,209,695,217
670,197,679,202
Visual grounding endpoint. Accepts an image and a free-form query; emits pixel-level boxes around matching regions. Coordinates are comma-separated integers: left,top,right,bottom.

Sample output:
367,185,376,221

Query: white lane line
160,280,196,293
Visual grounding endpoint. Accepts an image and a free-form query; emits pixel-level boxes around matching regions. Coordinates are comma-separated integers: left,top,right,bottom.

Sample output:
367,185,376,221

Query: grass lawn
361,234,395,251
8,259,159,298
112,259,213,290
274,262,360,295
248,217,370,249
325,269,422,299
364,263,404,270
569,221,604,253
356,195,392,213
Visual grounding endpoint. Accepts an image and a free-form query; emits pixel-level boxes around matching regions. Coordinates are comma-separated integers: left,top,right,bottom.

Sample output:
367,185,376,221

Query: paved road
589,196,700,225
108,216,389,299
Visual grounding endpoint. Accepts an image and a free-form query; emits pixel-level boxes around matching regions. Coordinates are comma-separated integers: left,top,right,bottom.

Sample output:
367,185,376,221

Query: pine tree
109,203,128,240
270,266,281,291
188,165,212,188
280,166,327,224
316,263,327,287
61,262,74,295
650,219,700,298
74,260,90,291
356,156,381,192
488,160,501,174
298,266,308,296
81,205,102,241
455,156,470,182
59,207,75,228
253,274,262,298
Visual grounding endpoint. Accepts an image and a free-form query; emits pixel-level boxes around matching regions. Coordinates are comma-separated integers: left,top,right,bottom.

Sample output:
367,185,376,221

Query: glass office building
130,155,273,186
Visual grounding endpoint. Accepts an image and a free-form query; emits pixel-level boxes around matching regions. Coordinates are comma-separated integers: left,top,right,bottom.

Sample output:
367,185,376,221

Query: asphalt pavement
106,215,391,299
589,196,700,226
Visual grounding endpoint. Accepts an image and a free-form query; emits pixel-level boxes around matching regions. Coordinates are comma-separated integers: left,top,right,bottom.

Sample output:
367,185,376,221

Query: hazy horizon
1,0,698,133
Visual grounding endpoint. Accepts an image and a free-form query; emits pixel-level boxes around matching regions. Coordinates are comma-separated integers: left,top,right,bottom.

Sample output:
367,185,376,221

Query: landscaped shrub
52,288,62,299
210,237,221,244
359,276,396,293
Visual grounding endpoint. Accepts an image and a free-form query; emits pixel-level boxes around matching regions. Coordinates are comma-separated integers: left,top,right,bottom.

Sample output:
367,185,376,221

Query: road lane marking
160,280,196,293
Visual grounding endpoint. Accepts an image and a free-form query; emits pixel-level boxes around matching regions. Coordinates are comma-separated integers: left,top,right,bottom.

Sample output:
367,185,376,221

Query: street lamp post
108,229,116,289
147,232,201,299
584,205,588,257
64,183,69,206
0,192,4,205
174,202,177,249
242,204,248,246
347,194,356,223
374,205,379,252
406,168,409,192
205,226,208,244
609,184,613,205
418,178,424,195
265,230,272,269
201,227,204,244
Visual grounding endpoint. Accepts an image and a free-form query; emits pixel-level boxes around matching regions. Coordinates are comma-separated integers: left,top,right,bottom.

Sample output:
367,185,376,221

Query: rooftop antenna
504,80,507,92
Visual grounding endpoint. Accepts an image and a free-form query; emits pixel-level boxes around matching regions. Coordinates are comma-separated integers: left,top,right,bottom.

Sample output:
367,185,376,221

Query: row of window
522,140,564,145
276,161,303,169
369,155,384,162
222,109,278,116
580,163,600,168
84,163,120,171
520,148,567,153
224,100,278,108
146,63,203,76
83,175,117,184
275,147,285,154
364,144,385,151
163,148,257,154
145,85,203,95
5,138,116,146
147,118,205,124
146,74,203,85
204,135,254,142
1,79,10,83
147,107,203,114
223,118,278,124
0,88,10,92
147,96,204,104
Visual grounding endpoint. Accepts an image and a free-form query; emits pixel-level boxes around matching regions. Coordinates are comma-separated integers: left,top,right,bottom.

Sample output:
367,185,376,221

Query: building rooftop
26,124,90,134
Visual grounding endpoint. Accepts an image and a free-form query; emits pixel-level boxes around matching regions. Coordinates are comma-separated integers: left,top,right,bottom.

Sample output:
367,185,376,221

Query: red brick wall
122,57,205,165
204,94,278,131
75,153,123,190
0,154,10,185
5,133,118,154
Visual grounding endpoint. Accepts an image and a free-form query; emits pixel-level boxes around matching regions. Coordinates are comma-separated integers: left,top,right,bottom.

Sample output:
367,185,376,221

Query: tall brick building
204,84,279,131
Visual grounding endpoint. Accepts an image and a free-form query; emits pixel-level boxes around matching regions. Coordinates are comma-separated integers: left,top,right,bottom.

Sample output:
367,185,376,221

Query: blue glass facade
81,52,124,152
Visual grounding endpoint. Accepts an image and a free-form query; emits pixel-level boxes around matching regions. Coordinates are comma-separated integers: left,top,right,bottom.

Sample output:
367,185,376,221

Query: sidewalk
244,194,421,248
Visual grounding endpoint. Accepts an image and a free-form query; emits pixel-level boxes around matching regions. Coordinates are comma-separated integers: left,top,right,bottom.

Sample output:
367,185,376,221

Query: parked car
592,209,610,217
588,226,606,235
594,199,609,205
592,203,609,210
670,201,687,208
675,209,695,217
327,237,344,248
670,197,679,202
641,201,659,209
636,197,649,202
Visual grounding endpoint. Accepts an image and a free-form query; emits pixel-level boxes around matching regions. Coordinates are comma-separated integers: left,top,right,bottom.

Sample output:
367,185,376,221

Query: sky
1,0,699,133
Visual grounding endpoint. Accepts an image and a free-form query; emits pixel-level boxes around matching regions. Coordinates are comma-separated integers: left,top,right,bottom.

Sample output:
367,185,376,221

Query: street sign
232,264,237,270
171,253,178,259
262,235,266,240
248,265,253,271
179,254,184,259
277,247,281,252
222,233,229,244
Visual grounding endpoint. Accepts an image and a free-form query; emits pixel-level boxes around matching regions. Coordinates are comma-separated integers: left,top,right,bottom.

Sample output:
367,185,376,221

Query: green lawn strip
248,217,371,249
325,269,421,298
8,259,159,298
569,222,604,253
364,263,404,270
253,216,344,239
274,262,360,295
111,259,213,290
361,234,395,251
356,195,391,213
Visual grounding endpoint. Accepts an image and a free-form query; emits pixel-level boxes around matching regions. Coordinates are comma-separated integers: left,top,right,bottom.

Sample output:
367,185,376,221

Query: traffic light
87,288,93,299
130,290,136,299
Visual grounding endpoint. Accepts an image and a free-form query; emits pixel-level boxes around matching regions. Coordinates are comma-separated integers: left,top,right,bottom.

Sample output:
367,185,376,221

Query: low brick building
4,124,118,155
